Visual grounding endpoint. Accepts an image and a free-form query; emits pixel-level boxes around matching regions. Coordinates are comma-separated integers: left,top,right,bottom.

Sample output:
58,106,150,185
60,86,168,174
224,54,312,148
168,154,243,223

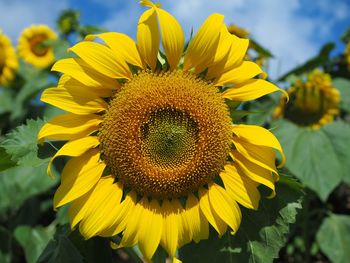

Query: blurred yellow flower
227,24,250,39
17,25,57,68
0,31,18,86
346,42,350,70
38,0,285,260
274,69,340,129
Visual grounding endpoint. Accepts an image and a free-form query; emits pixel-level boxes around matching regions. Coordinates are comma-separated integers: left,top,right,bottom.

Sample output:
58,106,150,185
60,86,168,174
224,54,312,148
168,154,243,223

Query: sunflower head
274,69,340,128
0,31,18,86
17,25,57,68
38,1,285,261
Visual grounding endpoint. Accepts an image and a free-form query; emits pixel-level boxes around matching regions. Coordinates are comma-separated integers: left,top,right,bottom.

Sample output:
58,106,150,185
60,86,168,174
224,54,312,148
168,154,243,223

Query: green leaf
333,78,350,113
316,214,350,263
0,89,14,114
179,181,303,263
0,226,12,263
322,121,350,184
37,226,84,263
0,164,57,212
1,119,46,166
0,119,57,212
273,119,343,200
246,93,280,126
14,225,55,263
0,147,16,172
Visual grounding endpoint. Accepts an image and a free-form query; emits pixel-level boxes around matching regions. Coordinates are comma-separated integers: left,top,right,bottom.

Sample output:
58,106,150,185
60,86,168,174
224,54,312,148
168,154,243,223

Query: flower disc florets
99,71,232,198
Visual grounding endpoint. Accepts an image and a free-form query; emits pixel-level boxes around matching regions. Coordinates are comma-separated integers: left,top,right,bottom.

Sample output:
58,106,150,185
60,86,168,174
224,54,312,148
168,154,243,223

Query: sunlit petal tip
84,34,97,41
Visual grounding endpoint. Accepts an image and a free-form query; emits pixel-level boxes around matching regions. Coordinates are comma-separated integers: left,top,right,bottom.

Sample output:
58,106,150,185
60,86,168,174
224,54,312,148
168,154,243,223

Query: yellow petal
85,33,144,68
38,113,102,143
183,14,224,72
199,25,232,75
215,61,263,86
233,138,277,175
208,183,241,233
232,124,285,167
69,191,91,229
79,178,123,238
41,76,108,115
137,8,160,70
222,79,285,101
119,197,144,248
52,58,119,91
198,187,227,237
207,34,249,78
56,74,112,98
220,165,260,209
185,193,209,243
47,136,99,177
53,149,105,208
155,8,184,70
100,191,137,237
233,152,276,197
138,198,163,261
161,199,181,257
69,41,131,79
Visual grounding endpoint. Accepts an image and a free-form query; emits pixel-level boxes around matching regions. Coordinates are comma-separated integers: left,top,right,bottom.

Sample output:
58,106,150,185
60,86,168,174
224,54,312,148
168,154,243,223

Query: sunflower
39,1,285,261
0,31,18,86
17,24,57,68
274,69,340,129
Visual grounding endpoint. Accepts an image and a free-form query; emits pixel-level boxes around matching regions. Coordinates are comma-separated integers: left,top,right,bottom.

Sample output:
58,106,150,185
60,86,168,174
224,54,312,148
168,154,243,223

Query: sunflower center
99,71,232,198
29,34,49,57
140,109,198,169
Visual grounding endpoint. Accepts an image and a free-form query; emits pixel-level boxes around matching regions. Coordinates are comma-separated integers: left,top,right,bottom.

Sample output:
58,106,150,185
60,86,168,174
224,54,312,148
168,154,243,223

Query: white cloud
0,0,68,43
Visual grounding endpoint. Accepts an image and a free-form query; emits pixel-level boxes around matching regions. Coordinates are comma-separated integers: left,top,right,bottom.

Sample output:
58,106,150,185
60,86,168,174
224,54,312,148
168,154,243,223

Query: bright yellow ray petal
198,187,227,237
69,41,131,79
69,191,91,229
85,33,144,68
207,34,249,78
138,198,163,261
57,74,113,98
232,152,276,197
137,8,160,70
208,183,241,233
214,61,263,86
210,26,233,66
38,113,102,143
53,149,105,208
233,138,277,175
183,14,224,72
161,199,181,257
79,178,123,238
155,8,184,70
222,79,285,101
184,194,200,243
100,191,137,237
52,58,119,91
232,125,286,167
47,136,99,177
118,197,144,248
41,87,107,115
220,165,260,210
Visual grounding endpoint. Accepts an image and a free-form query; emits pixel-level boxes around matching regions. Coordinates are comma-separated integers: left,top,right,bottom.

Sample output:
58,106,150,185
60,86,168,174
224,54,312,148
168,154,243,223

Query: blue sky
0,0,349,79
